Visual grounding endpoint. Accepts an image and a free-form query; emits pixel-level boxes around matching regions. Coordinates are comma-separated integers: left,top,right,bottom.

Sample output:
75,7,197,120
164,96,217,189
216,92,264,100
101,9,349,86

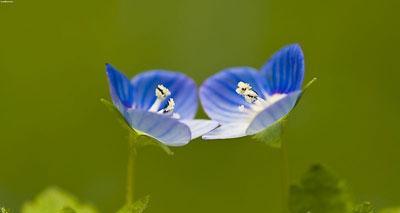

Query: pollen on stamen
236,81,252,95
164,98,175,112
236,81,260,104
243,90,258,103
149,84,171,112
158,98,175,114
156,84,171,99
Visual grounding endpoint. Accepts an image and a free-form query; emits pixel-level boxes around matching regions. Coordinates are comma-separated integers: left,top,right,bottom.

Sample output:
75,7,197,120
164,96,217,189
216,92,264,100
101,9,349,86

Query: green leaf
380,207,400,213
252,116,286,148
60,207,77,213
303,77,317,92
21,187,98,213
133,134,174,156
0,207,10,213
252,78,317,149
100,98,132,132
116,196,150,213
353,202,376,213
101,99,173,155
289,164,352,213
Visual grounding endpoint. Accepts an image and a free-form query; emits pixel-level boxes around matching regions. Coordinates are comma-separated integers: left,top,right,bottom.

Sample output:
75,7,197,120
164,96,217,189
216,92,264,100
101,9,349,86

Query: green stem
126,133,137,205
280,139,290,213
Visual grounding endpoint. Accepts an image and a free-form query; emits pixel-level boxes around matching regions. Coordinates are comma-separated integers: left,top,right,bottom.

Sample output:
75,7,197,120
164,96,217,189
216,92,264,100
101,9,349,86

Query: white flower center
235,81,286,113
236,81,264,104
158,98,175,114
149,84,180,119
155,84,171,99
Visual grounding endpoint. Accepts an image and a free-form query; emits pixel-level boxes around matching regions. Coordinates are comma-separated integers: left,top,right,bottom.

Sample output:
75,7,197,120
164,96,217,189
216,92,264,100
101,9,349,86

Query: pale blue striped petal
126,109,191,146
246,91,302,135
106,64,135,108
202,123,248,140
199,67,266,124
131,71,198,119
260,44,305,94
180,120,220,139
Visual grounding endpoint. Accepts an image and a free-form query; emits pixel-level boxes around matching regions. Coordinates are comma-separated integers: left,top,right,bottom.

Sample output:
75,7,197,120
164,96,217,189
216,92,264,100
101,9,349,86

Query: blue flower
200,44,305,139
106,64,219,146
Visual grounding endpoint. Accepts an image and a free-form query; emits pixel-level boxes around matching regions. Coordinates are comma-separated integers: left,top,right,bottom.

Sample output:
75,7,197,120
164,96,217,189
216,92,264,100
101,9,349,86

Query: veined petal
199,67,266,124
202,123,248,140
131,71,197,119
126,109,191,146
180,119,220,139
260,44,305,94
106,64,135,108
246,91,302,135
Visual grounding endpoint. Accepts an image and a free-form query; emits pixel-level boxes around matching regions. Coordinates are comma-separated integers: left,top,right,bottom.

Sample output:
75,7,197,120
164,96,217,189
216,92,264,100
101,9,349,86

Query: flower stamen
148,85,181,119
236,81,263,104
158,98,175,114
149,84,171,112
236,82,252,95
156,84,171,99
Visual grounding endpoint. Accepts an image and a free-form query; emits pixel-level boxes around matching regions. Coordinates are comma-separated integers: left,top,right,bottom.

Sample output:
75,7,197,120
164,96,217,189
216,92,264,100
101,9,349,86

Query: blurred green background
0,0,399,212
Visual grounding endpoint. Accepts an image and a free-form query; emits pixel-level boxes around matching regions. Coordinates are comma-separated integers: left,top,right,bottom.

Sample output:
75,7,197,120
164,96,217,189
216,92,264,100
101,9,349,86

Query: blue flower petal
260,44,305,94
131,71,198,119
202,123,248,140
199,67,266,124
106,64,135,108
246,91,302,135
126,109,192,146
180,120,220,139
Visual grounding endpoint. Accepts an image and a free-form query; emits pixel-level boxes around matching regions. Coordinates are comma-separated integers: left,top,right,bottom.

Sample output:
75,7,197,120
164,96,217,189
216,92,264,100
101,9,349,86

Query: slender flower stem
280,139,290,213
126,133,137,205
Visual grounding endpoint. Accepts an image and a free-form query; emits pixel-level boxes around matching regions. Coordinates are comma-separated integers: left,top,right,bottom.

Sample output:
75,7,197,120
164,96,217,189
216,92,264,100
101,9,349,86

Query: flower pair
106,44,306,146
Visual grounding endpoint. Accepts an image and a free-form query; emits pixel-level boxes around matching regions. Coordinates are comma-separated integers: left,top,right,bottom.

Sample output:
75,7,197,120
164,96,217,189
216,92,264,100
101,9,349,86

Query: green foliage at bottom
380,207,400,213
253,117,286,148
101,99,174,155
1,207,10,213
290,164,400,213
289,164,352,213
2,163,400,213
21,187,98,213
353,202,376,213
253,78,317,149
116,196,150,213
7,186,150,213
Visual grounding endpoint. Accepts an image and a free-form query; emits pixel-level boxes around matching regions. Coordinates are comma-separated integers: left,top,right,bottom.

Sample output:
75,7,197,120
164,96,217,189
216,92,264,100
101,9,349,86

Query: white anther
149,85,181,119
158,98,175,114
236,81,252,95
243,90,258,103
235,81,268,111
155,84,171,99
149,85,171,112
164,98,175,112
236,81,258,104
236,81,259,103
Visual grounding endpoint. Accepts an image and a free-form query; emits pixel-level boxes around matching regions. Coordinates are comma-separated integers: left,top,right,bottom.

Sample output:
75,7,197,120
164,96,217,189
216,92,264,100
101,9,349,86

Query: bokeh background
0,0,399,212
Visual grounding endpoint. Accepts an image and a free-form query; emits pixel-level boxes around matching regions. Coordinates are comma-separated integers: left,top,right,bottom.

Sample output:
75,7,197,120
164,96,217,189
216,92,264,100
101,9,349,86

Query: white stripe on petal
126,109,191,146
180,119,220,140
202,123,249,140
246,91,301,135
